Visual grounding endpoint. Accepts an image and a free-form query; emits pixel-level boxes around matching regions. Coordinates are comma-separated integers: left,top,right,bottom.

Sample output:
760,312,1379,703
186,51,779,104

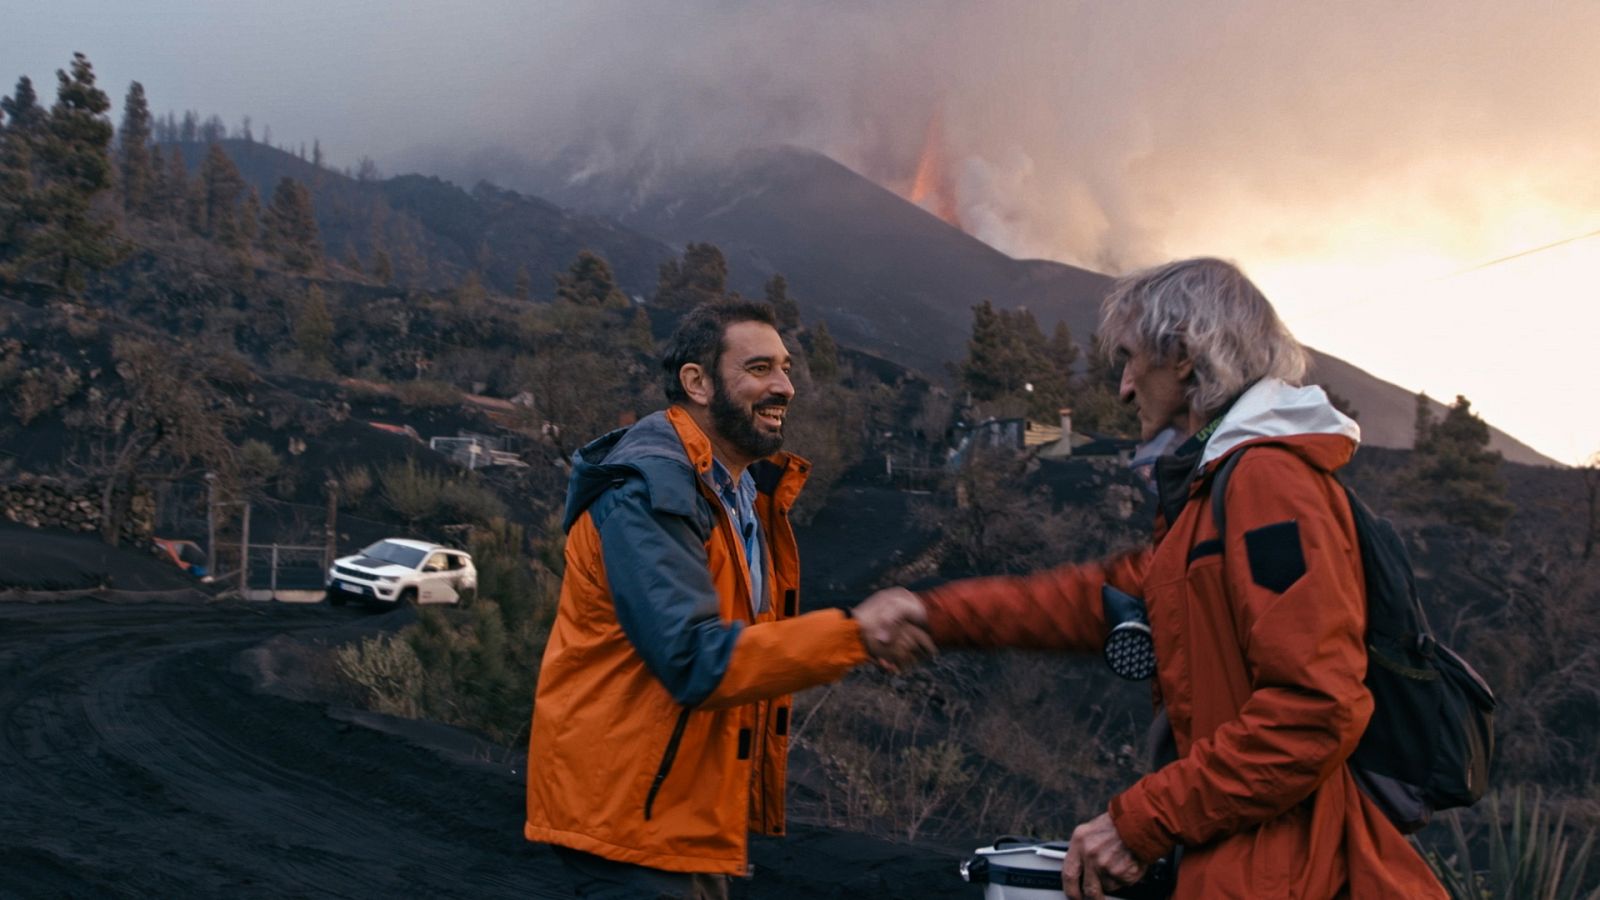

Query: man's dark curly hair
661,300,779,403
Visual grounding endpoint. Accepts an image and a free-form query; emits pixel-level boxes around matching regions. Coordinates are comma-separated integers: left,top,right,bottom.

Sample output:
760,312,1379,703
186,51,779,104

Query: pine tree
10,54,123,288
0,79,41,261
371,248,393,285
961,300,1025,402
0,75,44,134
1023,318,1077,420
197,142,247,246
653,242,727,310
117,81,154,216
455,271,488,311
198,114,224,143
1402,394,1515,534
765,274,800,330
240,186,261,249
293,285,335,368
1071,334,1140,437
808,319,839,382
155,144,188,224
262,176,321,270
1412,391,1434,449
557,249,628,307
628,305,654,353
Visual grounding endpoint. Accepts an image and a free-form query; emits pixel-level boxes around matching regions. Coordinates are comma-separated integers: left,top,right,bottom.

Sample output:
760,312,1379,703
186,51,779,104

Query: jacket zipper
754,699,772,828
644,708,692,820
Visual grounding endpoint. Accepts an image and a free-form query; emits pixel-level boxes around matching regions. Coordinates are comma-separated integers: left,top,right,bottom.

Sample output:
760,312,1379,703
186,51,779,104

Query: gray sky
6,0,1599,462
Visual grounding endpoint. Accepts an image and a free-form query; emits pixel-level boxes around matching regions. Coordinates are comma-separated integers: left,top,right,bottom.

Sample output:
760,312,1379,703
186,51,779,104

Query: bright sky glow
1244,227,1600,465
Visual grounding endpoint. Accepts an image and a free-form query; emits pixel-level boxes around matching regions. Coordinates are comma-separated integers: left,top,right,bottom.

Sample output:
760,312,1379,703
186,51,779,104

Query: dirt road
0,594,968,899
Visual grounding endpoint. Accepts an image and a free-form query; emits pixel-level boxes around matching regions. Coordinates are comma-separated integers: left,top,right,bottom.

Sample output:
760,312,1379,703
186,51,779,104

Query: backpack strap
1209,447,1437,642
1208,449,1248,540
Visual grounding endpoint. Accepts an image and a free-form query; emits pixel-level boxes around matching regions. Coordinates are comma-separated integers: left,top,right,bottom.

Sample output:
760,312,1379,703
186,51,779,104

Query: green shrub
238,438,281,482
334,633,425,719
334,518,560,745
469,517,559,633
337,464,373,508
378,458,506,526
440,478,506,524
13,365,82,425
392,378,461,409
379,459,446,524
402,602,544,744
1424,788,1600,899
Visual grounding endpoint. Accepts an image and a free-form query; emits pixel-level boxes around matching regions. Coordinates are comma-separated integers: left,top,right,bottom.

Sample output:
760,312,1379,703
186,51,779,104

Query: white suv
326,539,477,608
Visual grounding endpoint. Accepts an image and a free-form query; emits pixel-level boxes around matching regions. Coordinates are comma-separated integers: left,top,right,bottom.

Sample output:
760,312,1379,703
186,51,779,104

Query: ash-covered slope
500,146,1110,371
504,145,1553,465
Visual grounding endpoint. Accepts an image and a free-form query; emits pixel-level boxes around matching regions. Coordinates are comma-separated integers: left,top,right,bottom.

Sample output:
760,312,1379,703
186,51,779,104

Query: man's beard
710,373,786,459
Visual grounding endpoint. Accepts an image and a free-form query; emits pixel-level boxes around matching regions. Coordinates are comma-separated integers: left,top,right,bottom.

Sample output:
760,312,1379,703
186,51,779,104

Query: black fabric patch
737,728,752,760
750,459,783,496
1187,539,1223,565
775,706,789,736
1244,520,1306,593
784,589,798,618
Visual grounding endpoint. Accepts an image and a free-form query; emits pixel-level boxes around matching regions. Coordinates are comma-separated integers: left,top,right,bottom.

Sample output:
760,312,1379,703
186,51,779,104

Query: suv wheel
456,586,476,609
396,587,417,608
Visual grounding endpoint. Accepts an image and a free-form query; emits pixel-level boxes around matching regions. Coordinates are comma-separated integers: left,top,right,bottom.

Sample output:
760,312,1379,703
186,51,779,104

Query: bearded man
525,300,927,899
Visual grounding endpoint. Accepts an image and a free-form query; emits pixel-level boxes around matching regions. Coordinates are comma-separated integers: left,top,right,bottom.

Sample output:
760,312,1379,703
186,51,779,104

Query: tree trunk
99,471,123,546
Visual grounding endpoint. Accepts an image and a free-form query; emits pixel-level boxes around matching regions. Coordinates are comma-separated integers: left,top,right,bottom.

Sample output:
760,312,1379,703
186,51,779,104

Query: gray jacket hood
1200,378,1362,467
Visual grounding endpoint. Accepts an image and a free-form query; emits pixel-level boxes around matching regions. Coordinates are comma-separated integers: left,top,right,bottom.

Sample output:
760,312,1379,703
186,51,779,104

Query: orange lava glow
906,112,963,229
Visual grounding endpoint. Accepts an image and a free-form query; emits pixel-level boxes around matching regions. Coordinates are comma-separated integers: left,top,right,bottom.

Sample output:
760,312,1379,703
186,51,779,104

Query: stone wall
0,477,155,543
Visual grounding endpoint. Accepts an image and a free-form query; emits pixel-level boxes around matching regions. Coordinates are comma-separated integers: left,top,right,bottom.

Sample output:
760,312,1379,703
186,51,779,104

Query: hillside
166,139,673,300
482,144,1553,465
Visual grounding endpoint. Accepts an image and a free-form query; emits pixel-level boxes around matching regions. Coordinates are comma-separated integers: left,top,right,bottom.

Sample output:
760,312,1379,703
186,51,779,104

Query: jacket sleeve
593,475,865,710
918,549,1151,653
1109,449,1373,863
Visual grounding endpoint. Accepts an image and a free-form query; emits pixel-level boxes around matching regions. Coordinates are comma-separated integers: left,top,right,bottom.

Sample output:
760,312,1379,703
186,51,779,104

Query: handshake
850,588,935,673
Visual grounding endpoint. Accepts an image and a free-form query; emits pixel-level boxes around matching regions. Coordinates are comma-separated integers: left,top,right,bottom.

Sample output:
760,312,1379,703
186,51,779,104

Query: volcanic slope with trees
2,54,1598,896
487,145,1550,464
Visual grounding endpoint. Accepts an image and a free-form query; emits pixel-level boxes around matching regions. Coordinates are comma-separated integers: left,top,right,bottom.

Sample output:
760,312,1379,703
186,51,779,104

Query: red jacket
525,407,867,876
921,380,1445,898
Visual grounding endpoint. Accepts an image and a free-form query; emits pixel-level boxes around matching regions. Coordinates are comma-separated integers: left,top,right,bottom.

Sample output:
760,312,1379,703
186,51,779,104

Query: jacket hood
561,408,811,532
563,411,698,532
1201,378,1362,473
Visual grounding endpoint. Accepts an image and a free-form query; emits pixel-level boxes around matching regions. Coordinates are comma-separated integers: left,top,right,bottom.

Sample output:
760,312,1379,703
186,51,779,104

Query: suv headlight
377,574,399,582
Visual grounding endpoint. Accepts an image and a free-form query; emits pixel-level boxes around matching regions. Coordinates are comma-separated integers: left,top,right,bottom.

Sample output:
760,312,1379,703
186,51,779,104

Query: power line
1439,225,1600,279
1287,223,1600,324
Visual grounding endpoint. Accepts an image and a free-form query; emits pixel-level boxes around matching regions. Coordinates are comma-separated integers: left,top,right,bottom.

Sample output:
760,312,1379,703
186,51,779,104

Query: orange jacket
921,381,1445,898
525,406,867,876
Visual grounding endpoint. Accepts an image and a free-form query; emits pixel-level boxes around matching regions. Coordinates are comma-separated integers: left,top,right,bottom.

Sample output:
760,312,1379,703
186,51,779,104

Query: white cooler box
960,837,1174,899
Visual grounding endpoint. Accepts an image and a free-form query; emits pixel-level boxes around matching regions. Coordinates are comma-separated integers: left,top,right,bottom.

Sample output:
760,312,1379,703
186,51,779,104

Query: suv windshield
360,542,427,569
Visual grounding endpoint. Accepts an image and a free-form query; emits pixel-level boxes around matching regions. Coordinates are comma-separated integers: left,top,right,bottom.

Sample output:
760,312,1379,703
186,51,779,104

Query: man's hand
851,587,935,673
1062,812,1146,900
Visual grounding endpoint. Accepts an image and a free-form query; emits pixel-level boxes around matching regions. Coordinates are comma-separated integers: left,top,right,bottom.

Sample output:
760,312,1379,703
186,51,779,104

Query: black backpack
1209,449,1496,833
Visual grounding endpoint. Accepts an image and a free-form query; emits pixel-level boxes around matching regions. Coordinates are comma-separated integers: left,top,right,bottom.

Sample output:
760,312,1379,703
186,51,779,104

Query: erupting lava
906,112,963,229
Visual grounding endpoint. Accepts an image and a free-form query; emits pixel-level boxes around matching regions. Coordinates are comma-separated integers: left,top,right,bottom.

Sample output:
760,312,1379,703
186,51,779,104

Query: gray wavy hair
1098,257,1309,417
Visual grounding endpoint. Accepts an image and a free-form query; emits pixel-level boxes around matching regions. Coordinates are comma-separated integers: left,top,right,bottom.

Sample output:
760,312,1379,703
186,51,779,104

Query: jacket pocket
644,708,692,820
